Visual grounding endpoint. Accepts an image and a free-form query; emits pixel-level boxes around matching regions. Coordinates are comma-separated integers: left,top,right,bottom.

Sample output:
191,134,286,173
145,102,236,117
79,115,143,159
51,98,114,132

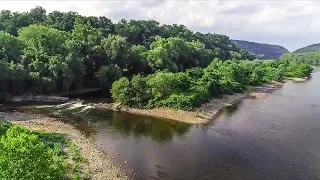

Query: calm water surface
23,69,320,179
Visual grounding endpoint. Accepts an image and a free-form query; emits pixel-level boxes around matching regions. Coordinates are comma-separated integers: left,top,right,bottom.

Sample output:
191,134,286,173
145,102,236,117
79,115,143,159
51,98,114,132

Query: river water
18,68,320,180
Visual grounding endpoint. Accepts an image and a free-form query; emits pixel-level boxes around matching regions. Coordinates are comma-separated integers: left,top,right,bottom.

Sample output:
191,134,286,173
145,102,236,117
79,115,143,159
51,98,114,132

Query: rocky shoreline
248,80,285,99
95,93,249,124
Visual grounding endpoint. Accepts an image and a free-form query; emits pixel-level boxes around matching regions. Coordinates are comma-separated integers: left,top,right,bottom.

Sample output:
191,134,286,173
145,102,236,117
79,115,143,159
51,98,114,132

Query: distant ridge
232,40,290,59
293,43,320,53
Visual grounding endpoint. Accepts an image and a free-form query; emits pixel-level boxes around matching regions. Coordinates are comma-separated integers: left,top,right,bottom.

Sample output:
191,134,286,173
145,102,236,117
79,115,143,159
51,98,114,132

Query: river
14,68,320,179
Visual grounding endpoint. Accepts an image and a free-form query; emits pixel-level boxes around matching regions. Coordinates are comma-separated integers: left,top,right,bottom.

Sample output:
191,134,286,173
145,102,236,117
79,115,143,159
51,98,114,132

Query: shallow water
15,68,320,180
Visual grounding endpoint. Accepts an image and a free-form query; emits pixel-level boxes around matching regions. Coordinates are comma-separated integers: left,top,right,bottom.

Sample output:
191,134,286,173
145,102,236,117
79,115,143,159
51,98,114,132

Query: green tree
100,34,129,69
95,64,122,89
0,31,23,63
9,62,26,94
111,77,132,105
18,25,68,92
127,45,149,74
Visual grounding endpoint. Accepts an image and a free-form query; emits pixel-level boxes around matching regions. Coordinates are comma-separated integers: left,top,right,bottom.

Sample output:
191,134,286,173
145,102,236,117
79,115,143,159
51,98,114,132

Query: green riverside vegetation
111,59,312,110
0,121,89,180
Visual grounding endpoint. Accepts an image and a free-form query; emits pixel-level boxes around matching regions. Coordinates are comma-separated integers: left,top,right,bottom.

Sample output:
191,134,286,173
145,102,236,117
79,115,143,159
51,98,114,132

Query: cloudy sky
1,0,319,51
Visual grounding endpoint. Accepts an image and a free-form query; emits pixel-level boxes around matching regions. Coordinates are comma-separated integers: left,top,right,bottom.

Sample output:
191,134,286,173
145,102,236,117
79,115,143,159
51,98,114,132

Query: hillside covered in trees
232,40,290,59
280,52,320,65
0,7,312,108
293,43,320,53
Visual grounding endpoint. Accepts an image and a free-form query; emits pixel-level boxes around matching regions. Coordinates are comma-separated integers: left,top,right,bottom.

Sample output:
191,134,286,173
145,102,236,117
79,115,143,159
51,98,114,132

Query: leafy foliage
0,125,68,180
112,59,312,110
0,6,257,99
280,52,320,65
0,121,90,180
0,31,23,63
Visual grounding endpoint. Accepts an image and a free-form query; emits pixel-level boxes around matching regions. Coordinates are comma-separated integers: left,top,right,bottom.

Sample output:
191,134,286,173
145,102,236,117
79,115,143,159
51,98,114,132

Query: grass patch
67,142,91,180
194,111,203,118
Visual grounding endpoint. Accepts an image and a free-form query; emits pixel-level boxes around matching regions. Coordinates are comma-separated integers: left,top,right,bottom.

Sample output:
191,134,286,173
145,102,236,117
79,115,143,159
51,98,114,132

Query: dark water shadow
223,100,242,119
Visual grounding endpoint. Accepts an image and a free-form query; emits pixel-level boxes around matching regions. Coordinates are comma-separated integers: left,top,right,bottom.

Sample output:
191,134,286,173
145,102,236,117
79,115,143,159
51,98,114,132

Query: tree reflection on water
26,105,192,143
88,108,192,142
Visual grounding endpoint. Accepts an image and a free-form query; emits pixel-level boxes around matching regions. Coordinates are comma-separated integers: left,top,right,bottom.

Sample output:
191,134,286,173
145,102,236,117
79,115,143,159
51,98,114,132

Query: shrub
0,121,12,136
146,72,176,101
0,126,68,180
190,85,210,104
96,64,123,89
111,77,132,105
160,94,195,110
131,75,150,107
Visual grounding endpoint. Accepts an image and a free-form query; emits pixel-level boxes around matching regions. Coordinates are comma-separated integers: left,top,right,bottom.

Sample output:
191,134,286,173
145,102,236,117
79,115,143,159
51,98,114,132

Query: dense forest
0,7,312,107
293,43,320,53
0,6,256,101
232,40,290,59
280,52,320,65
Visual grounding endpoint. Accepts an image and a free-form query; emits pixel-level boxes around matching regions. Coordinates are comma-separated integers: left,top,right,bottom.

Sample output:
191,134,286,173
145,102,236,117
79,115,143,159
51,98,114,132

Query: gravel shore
248,81,284,99
96,93,247,124
290,77,309,82
0,112,128,180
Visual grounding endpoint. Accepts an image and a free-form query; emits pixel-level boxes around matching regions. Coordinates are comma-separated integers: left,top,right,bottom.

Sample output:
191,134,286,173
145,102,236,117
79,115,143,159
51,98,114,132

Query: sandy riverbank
0,112,128,180
248,77,308,99
248,81,285,99
96,93,248,124
287,77,309,82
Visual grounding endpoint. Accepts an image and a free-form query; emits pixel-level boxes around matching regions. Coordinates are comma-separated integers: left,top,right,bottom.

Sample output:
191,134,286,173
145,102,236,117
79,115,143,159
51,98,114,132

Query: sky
1,0,319,52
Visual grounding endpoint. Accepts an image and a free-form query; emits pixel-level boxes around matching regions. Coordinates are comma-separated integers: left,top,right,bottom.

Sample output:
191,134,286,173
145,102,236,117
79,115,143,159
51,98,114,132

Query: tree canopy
0,7,312,106
0,6,257,98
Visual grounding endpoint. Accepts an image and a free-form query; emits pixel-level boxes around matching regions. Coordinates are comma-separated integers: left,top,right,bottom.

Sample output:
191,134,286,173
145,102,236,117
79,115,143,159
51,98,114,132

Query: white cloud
1,0,320,51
